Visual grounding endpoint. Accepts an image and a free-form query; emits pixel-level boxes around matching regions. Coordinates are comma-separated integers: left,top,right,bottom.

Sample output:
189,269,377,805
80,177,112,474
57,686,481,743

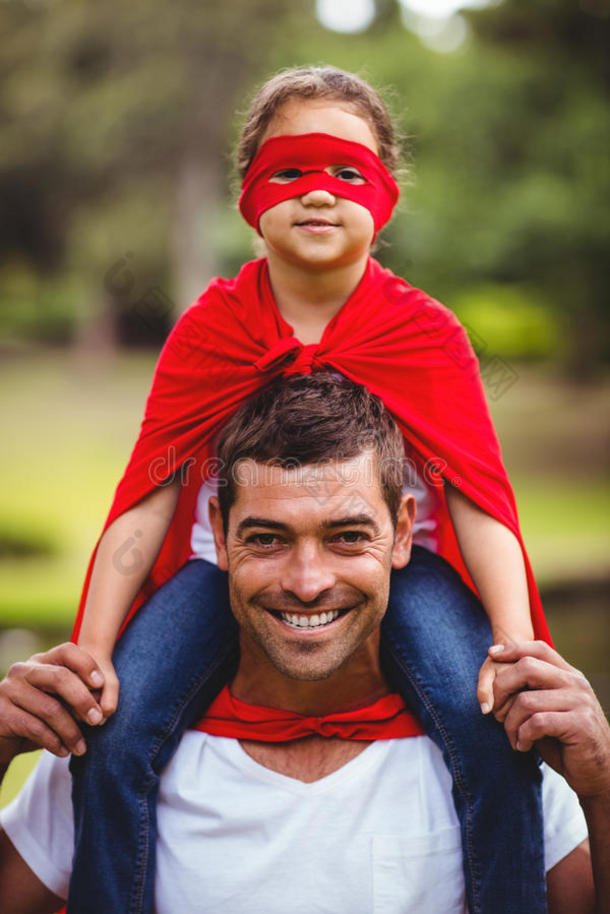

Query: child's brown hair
236,66,401,179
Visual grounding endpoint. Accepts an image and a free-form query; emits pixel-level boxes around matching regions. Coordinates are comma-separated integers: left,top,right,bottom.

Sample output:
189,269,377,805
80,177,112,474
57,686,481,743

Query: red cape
195,687,424,741
72,257,550,644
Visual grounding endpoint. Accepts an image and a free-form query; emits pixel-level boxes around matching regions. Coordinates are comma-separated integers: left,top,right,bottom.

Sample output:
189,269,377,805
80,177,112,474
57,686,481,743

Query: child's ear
391,494,416,569
208,497,229,571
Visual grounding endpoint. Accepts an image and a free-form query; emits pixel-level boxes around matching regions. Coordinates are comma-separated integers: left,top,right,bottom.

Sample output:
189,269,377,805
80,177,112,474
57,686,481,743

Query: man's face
210,451,414,683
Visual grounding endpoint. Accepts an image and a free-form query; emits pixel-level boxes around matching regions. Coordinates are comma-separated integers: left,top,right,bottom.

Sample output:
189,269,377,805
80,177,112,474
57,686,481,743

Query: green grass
0,751,42,809
513,476,610,586
0,351,156,624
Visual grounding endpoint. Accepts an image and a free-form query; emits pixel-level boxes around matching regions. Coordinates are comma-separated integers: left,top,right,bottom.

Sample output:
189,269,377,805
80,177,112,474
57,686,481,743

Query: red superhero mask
238,132,400,234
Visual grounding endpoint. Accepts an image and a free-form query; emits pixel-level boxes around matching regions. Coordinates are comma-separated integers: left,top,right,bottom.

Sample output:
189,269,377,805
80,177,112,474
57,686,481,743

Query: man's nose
300,187,336,207
280,541,336,604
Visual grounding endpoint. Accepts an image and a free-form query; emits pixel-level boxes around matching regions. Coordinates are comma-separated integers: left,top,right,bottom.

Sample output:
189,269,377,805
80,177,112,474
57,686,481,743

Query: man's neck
266,253,368,345
238,735,374,783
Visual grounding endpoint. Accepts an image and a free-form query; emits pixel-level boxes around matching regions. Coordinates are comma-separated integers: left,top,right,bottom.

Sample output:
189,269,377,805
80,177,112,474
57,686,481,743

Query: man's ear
391,493,416,569
208,496,229,571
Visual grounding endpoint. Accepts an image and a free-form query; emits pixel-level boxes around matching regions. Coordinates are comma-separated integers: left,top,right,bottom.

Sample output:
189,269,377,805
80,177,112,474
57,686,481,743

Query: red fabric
71,256,551,645
194,686,424,741
239,133,399,233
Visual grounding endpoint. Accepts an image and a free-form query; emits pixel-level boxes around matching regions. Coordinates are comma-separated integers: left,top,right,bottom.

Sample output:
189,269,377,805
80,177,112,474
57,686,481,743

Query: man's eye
269,168,303,183
248,533,282,548
333,166,365,184
332,531,368,546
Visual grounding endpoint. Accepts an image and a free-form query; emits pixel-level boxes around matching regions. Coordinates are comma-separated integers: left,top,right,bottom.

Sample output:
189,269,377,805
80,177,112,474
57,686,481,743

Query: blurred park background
1,0,608,804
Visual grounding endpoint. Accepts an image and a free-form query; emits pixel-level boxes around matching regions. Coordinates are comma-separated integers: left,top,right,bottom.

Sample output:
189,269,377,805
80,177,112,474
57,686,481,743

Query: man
0,374,609,913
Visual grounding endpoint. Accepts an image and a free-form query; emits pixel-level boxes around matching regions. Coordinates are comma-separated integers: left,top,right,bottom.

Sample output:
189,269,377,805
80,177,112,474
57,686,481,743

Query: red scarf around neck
71,256,550,646
194,686,424,741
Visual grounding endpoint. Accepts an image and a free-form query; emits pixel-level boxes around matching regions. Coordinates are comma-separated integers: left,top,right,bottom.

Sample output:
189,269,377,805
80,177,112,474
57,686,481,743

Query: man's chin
262,652,348,682
257,631,354,682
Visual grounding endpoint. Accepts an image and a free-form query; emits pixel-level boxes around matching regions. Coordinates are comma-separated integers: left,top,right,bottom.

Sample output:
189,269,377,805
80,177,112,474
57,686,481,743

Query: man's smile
266,606,353,633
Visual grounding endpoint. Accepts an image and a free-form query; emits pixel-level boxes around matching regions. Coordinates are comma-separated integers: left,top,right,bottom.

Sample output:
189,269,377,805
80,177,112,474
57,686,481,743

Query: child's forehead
261,98,379,156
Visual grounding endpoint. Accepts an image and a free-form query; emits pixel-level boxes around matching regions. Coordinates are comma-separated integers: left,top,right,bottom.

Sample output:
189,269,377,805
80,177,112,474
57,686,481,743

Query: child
68,66,551,913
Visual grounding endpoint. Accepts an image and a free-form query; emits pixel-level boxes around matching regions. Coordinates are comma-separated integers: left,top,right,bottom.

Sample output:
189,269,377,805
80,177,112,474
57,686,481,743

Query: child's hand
477,654,505,714
76,648,120,721
95,657,120,720
478,627,535,714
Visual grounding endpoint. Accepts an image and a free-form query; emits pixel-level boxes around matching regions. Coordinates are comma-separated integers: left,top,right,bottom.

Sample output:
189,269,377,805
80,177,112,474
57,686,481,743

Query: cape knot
308,717,342,738
254,337,302,373
282,343,319,376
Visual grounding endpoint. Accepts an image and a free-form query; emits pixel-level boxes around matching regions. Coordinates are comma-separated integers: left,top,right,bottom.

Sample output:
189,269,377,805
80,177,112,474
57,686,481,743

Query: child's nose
300,187,336,207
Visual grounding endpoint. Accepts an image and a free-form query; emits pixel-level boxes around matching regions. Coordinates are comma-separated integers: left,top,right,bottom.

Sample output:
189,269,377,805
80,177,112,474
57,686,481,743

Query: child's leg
68,559,238,914
381,545,547,914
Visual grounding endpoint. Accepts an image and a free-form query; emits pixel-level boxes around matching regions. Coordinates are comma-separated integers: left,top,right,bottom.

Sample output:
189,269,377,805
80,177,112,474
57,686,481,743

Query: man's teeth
279,610,340,629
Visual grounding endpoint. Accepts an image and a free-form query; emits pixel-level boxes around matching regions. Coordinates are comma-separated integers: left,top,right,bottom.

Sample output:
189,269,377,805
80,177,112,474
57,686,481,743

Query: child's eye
333,166,365,184
269,168,304,183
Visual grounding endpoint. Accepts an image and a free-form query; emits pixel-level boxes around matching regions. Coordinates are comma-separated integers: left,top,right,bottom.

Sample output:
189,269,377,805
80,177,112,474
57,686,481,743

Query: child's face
257,99,379,273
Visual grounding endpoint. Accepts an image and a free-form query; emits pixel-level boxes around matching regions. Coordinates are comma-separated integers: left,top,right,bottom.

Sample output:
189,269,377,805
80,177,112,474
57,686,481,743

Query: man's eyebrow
236,517,290,537
322,514,380,533
235,513,380,537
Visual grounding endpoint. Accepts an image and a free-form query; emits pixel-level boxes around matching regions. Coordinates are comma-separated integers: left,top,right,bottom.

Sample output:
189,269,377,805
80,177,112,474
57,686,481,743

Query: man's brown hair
216,372,405,530
236,65,402,179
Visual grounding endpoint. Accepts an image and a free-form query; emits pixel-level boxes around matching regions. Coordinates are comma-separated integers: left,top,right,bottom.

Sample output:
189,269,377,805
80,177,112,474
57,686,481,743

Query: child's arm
445,484,535,714
77,480,181,719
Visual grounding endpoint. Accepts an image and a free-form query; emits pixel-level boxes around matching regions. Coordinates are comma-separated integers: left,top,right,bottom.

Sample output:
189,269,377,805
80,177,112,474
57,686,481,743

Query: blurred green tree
458,0,610,374
0,0,608,370
0,0,319,341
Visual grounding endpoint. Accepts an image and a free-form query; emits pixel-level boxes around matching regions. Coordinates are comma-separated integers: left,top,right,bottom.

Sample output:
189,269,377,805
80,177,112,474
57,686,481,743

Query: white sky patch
400,8,470,53
316,0,500,51
400,0,498,19
316,0,502,53
400,0,501,52
315,0,376,34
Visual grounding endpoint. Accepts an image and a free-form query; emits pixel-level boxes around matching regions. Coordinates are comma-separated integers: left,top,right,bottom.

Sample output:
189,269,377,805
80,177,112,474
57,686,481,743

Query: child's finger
99,676,120,719
477,662,496,714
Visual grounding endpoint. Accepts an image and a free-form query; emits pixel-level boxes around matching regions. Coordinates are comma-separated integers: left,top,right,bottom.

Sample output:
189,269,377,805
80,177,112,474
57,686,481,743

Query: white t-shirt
1,734,587,913
191,464,441,562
